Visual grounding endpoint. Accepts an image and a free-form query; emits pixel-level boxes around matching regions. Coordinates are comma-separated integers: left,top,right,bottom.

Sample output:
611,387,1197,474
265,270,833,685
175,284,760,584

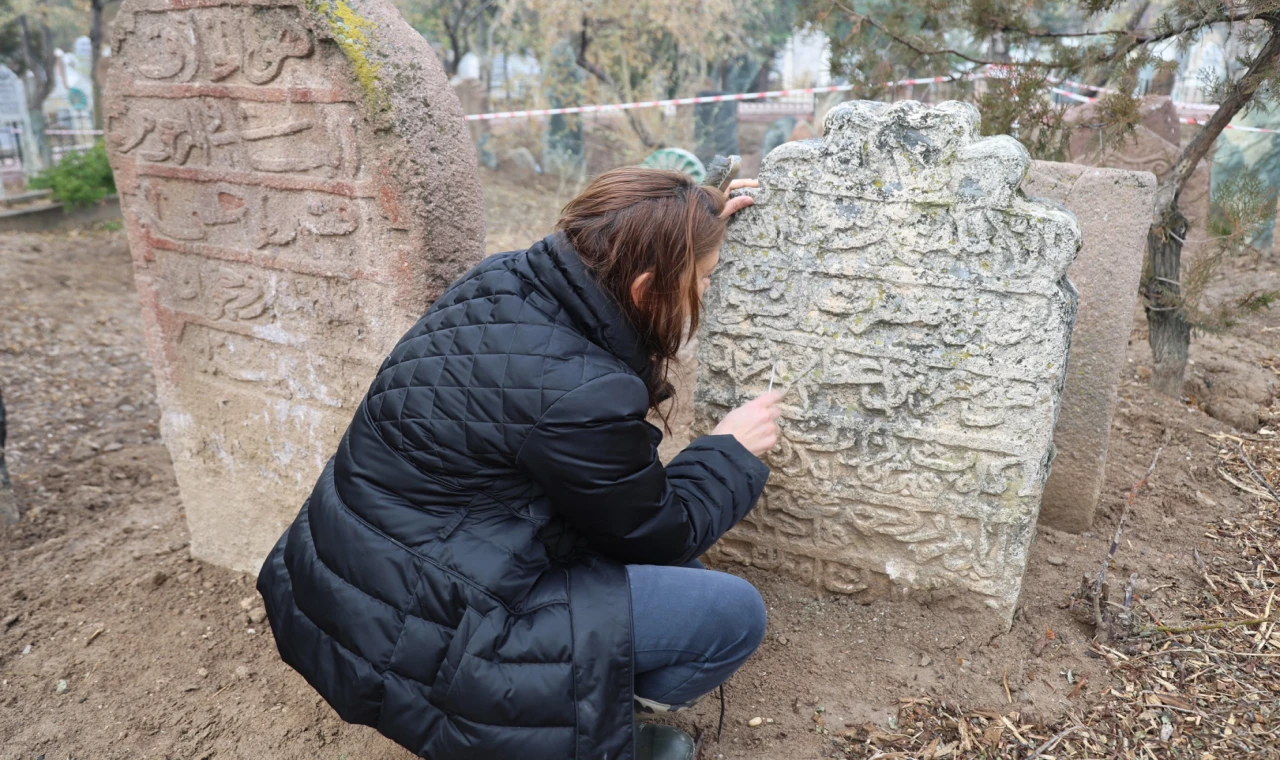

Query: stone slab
105,0,485,573
695,101,1080,620
1023,162,1156,532
1067,98,1210,249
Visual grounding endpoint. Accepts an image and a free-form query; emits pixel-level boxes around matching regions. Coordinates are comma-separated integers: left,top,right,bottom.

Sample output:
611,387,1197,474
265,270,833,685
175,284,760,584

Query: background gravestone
694,92,739,167
1067,96,1211,252
1023,162,1156,533
105,0,485,574
761,116,797,160
696,101,1080,619
541,41,585,181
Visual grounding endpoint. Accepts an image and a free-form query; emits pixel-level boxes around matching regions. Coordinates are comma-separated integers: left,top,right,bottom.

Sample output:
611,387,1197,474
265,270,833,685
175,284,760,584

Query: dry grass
829,429,1280,759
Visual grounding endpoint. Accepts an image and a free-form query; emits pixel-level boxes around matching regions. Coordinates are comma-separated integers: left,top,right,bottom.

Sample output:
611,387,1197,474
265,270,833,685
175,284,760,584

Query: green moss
303,0,389,112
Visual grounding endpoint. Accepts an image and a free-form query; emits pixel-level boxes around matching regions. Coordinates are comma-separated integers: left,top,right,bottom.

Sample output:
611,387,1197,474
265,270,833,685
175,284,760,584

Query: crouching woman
257,168,780,760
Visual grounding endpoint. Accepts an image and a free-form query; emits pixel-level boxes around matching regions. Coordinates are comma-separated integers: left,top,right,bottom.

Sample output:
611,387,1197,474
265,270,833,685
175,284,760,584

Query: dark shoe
635,722,695,760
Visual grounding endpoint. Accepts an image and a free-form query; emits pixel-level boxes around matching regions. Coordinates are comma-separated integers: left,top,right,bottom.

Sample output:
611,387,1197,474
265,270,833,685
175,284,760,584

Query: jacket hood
527,232,652,381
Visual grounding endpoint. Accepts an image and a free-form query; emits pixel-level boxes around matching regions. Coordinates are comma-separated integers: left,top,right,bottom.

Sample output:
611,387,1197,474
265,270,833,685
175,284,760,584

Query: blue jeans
627,559,767,704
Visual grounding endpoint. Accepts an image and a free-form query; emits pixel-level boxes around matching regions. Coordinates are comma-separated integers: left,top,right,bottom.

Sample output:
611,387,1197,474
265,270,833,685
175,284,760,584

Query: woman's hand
720,179,760,219
711,390,781,457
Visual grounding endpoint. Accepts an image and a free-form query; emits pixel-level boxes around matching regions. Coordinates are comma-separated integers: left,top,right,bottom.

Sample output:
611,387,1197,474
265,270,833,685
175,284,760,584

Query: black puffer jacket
257,233,770,759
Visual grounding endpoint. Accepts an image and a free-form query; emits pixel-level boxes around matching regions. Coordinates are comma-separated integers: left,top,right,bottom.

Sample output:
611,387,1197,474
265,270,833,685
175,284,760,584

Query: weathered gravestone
1023,162,1156,533
695,101,1080,619
104,0,485,573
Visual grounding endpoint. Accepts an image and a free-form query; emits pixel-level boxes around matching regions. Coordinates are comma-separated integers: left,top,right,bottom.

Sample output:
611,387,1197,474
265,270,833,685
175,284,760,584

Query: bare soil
2,177,1278,759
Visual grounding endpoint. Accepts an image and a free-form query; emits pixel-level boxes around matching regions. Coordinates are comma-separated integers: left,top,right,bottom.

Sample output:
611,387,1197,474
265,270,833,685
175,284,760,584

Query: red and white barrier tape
19,75,1276,136
464,74,970,122
1050,82,1280,134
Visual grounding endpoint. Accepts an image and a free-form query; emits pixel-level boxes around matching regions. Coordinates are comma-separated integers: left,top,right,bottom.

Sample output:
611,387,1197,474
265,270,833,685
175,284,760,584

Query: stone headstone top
105,0,485,573
0,65,27,122
696,100,1080,620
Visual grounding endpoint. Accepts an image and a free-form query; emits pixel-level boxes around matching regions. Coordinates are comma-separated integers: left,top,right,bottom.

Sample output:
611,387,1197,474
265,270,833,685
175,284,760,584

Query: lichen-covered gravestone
697,101,1080,619
105,0,484,573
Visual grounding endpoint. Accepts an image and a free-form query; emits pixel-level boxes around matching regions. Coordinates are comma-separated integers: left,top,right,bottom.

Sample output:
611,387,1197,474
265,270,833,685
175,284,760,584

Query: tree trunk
91,0,105,131
19,16,57,170
1144,208,1191,395
0,386,15,525
1142,22,1280,394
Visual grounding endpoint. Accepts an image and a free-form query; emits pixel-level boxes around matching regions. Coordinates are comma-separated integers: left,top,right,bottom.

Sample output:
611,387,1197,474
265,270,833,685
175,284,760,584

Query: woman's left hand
721,179,760,219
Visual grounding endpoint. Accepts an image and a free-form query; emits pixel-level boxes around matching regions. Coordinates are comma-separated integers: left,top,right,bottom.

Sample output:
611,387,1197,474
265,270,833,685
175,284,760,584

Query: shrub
29,142,116,212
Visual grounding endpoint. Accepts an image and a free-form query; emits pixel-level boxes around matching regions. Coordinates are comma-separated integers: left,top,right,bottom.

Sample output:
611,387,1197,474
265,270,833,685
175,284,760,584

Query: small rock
247,608,267,625
1046,555,1067,567
198,668,209,678
55,679,68,694
21,644,31,655
148,571,169,590
1135,366,1152,381
748,717,763,727
919,654,932,667
102,442,124,453
239,596,258,611
3,613,19,628
234,665,251,680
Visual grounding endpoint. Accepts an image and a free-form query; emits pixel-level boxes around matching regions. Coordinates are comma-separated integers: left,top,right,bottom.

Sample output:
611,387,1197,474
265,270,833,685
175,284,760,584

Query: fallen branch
1146,616,1272,635
1073,447,1163,635
1234,442,1280,503
1026,724,1086,759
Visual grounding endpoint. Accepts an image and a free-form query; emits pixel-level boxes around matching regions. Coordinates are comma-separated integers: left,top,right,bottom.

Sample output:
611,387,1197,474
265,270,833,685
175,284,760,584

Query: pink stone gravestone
105,0,485,573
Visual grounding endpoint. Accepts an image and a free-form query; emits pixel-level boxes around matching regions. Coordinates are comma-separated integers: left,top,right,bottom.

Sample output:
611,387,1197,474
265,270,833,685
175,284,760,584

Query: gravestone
104,0,485,573
1023,162,1156,533
1067,97,1211,250
541,42,584,181
695,100,1080,619
761,116,796,160
694,92,738,167
0,64,35,185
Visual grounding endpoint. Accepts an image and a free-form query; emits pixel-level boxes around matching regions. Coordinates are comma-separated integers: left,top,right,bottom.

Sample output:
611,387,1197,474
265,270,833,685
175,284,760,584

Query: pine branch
1023,6,1272,45
1155,22,1280,222
831,1,1036,68
831,1,1274,69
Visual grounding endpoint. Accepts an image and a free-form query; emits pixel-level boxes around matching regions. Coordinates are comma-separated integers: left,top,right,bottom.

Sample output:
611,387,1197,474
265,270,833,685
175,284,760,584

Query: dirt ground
2,174,1279,759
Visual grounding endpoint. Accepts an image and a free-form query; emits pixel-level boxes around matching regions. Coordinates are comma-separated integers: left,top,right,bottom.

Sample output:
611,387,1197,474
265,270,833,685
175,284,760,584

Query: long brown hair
557,167,727,414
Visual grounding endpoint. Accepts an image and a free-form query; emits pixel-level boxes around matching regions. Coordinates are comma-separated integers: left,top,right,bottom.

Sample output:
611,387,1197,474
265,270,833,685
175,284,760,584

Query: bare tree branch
576,19,660,148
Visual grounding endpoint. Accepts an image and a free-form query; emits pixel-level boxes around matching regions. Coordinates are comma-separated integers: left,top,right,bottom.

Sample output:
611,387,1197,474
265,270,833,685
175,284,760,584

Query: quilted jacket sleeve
515,371,770,566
